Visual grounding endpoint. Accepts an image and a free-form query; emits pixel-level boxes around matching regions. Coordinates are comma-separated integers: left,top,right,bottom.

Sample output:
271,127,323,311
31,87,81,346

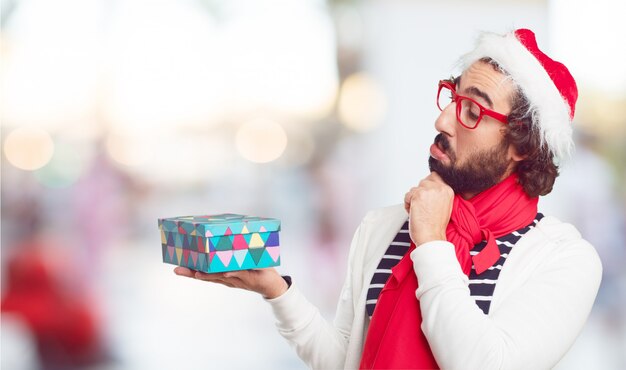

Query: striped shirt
366,214,544,318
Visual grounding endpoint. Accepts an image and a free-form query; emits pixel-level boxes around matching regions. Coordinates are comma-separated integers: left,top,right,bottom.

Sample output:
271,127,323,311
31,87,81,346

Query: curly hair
479,57,559,197
505,92,559,197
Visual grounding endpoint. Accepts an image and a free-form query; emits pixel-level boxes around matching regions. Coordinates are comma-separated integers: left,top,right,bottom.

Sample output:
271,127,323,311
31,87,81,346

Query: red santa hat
460,28,578,163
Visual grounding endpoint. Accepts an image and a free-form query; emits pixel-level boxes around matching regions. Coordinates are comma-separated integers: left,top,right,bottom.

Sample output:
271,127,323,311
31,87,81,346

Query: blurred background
1,0,625,369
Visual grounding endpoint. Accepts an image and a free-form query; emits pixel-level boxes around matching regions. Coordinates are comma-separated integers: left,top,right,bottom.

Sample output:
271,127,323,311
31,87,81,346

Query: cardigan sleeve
263,220,365,369
410,235,602,370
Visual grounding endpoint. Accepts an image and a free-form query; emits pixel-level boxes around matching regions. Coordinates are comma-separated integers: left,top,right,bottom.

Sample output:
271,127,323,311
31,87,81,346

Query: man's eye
470,105,481,118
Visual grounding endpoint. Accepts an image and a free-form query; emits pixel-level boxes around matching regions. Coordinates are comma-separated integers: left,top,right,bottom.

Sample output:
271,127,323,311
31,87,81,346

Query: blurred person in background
1,213,110,370
1,141,139,370
174,29,602,369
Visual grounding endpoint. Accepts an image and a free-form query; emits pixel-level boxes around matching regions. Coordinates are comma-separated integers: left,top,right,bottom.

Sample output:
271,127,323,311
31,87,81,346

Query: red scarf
359,174,537,369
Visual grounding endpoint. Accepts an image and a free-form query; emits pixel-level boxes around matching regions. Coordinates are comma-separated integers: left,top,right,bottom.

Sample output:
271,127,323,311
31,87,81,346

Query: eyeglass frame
436,80,509,130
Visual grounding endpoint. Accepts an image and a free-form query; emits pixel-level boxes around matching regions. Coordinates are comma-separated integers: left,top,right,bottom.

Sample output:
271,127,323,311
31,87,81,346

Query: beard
428,134,511,195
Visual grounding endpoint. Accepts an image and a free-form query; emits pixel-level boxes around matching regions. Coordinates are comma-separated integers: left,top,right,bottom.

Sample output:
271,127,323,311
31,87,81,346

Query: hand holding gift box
164,214,289,299
173,265,289,299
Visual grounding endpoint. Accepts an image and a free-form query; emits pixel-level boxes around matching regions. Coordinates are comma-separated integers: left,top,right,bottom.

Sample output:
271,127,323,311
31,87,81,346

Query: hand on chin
404,172,454,246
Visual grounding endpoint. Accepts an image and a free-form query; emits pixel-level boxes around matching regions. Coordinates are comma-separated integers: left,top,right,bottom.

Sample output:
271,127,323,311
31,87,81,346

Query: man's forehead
457,62,515,104
459,62,511,88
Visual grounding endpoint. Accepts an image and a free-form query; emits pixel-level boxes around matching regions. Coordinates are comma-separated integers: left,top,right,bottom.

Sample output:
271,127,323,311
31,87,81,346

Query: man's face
429,61,518,196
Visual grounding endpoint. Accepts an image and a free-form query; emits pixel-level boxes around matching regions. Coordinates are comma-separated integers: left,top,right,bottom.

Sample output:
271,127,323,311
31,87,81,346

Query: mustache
434,134,451,153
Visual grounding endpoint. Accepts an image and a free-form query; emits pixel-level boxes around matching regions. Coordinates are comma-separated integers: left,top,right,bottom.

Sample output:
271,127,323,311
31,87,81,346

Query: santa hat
459,28,578,163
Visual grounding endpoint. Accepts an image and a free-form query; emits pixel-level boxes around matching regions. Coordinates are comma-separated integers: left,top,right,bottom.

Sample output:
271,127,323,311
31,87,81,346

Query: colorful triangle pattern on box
160,231,280,253
158,214,280,237
161,244,281,272
159,214,281,273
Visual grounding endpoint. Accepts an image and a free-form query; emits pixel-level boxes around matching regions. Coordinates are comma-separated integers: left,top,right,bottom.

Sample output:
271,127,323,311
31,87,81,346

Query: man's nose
434,103,457,136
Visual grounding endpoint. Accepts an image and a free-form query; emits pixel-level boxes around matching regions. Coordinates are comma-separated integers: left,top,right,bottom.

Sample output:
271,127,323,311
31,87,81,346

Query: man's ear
508,144,528,162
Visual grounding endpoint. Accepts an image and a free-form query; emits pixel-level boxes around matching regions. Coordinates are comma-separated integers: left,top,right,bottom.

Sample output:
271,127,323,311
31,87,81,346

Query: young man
175,29,602,369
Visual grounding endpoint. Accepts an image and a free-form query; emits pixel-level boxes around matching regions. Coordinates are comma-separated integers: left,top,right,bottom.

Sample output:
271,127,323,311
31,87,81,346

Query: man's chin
428,156,458,192
428,156,451,174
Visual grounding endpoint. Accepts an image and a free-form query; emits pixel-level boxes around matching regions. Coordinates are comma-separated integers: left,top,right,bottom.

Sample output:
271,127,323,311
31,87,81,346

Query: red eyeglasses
437,80,509,129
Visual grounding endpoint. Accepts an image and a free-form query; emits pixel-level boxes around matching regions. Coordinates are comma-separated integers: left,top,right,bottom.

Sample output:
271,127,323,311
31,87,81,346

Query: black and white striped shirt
365,223,412,316
366,214,544,318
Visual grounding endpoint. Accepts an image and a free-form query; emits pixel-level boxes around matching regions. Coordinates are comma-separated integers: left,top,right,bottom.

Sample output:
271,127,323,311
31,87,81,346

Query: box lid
158,213,280,237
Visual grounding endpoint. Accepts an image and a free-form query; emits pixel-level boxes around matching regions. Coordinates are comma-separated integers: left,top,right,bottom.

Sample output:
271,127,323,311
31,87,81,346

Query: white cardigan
265,204,602,369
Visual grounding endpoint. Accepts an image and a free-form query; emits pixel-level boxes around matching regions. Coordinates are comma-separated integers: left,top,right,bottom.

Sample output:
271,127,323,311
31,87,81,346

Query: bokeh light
105,131,154,167
3,127,55,171
235,118,288,163
33,139,94,188
338,72,387,133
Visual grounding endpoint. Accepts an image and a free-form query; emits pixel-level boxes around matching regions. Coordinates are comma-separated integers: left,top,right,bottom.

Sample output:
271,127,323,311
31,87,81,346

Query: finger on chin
429,171,444,182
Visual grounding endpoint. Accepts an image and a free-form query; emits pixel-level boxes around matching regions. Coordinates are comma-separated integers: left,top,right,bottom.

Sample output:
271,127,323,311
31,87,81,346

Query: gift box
158,214,281,273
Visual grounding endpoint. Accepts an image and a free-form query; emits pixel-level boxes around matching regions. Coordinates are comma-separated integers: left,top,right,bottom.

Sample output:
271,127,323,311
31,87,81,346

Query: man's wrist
414,233,447,246
262,274,290,299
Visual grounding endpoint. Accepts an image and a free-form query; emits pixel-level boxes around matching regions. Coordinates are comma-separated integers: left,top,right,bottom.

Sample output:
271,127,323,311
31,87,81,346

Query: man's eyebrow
465,86,494,109
455,75,494,108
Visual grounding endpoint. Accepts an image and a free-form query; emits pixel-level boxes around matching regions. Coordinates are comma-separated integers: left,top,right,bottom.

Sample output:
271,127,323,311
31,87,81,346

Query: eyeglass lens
437,84,481,128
